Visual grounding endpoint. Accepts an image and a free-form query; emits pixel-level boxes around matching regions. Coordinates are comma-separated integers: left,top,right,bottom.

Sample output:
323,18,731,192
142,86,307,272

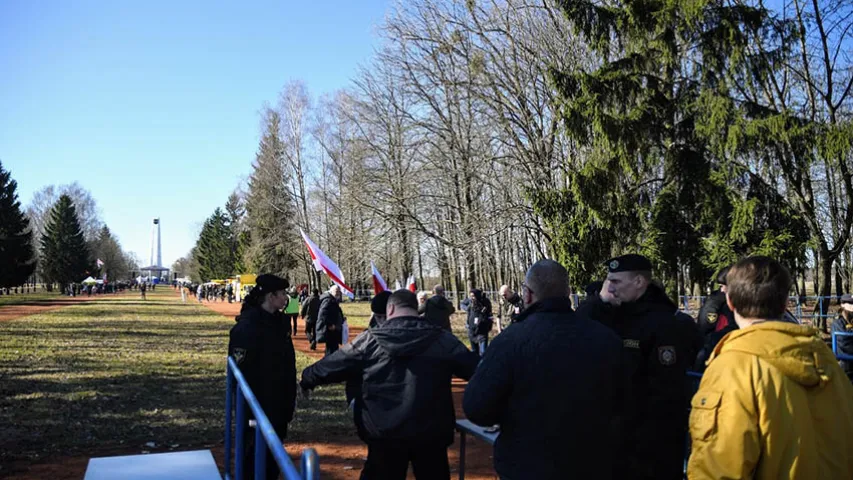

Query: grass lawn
0,288,352,467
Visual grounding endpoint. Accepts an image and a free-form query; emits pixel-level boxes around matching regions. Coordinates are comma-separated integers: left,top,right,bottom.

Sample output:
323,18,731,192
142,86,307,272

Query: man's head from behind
522,259,570,307
387,289,419,319
433,285,445,297
725,256,791,326
371,291,392,325
329,284,341,300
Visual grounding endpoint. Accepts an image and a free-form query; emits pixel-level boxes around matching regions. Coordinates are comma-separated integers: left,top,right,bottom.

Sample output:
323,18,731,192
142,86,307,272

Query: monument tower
140,218,169,282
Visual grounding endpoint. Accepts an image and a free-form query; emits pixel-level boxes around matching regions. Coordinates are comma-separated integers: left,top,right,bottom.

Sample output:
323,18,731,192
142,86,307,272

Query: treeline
181,0,852,305
0,160,139,290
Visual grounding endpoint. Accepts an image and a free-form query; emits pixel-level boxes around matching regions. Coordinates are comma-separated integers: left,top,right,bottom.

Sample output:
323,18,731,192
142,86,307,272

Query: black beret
605,254,652,273
715,266,731,285
255,274,289,293
371,291,392,313
842,293,853,305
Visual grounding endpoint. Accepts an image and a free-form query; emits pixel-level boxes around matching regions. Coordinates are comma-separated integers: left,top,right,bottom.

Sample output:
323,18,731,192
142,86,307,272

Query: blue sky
0,0,389,268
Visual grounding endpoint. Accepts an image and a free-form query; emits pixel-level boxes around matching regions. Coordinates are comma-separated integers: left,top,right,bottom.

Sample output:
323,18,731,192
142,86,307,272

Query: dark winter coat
300,315,478,445
423,294,455,331
228,306,297,429
316,292,343,344
463,297,623,480
300,293,320,323
832,313,853,383
463,291,493,341
577,284,701,480
696,290,735,336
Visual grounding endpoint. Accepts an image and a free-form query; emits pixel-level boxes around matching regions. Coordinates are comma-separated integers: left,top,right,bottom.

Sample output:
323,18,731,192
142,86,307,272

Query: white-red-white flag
371,261,388,294
406,275,416,292
300,230,354,299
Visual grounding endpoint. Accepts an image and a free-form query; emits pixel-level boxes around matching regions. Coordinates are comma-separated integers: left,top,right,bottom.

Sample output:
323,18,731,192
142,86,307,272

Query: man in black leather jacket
300,289,479,480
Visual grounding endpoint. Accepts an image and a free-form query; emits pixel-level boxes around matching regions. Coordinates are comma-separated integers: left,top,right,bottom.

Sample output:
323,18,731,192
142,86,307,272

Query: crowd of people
228,255,853,480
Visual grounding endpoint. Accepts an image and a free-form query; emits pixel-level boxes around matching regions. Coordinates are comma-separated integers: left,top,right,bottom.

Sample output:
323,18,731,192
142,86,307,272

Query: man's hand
328,324,337,331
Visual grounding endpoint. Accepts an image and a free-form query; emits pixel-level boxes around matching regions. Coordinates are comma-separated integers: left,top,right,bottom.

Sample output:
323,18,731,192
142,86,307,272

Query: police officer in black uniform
694,266,737,371
831,293,853,383
575,254,700,480
228,274,297,480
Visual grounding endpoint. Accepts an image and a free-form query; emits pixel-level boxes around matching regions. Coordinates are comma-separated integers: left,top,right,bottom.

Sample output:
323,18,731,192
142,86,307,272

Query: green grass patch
0,289,355,465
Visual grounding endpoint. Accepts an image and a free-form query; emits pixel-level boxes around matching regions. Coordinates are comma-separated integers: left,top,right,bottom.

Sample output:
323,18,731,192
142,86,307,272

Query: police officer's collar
516,297,574,321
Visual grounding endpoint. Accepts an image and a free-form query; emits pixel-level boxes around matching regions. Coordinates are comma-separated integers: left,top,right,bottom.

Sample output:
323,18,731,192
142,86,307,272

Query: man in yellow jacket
688,256,853,479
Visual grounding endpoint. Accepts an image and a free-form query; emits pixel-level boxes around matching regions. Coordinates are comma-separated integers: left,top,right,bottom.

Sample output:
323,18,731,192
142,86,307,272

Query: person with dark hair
576,254,700,480
300,289,479,480
228,274,297,480
423,285,454,332
688,256,853,479
461,289,492,358
316,285,345,356
300,287,321,350
464,259,622,480
832,294,853,383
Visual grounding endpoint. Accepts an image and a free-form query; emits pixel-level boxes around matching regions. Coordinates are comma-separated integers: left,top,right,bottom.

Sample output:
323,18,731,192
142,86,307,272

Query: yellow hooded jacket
688,322,853,479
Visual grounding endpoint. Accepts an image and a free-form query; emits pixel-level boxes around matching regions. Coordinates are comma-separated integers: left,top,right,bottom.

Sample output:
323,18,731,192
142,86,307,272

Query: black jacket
831,313,853,382
300,293,320,322
463,298,623,480
696,290,734,336
577,285,700,480
300,315,478,445
463,294,493,340
316,292,343,344
228,306,297,429
423,294,454,331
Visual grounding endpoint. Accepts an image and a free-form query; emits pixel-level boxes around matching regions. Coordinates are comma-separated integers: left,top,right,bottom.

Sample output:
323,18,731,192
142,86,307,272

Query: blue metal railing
225,356,319,480
832,332,853,361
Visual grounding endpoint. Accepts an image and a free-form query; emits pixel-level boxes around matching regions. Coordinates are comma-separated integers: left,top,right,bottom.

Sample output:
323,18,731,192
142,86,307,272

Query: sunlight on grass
0,288,356,463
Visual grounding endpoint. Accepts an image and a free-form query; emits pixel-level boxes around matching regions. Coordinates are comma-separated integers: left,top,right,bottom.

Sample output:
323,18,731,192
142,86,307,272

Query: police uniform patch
609,260,619,270
658,346,676,366
707,312,718,324
232,348,247,364
623,339,640,349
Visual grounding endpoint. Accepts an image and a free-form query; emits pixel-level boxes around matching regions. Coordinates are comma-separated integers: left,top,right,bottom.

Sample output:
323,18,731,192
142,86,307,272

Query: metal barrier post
459,430,466,480
236,387,246,480
254,427,266,480
301,448,319,480
225,365,233,480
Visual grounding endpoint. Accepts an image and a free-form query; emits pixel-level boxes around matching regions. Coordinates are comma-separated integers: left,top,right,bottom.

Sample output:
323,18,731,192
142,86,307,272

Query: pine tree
541,0,801,294
0,161,36,288
40,195,90,286
195,208,236,281
244,108,298,277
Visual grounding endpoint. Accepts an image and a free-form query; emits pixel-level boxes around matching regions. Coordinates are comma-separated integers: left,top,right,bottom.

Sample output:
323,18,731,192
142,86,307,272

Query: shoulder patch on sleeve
232,348,247,364
658,345,676,366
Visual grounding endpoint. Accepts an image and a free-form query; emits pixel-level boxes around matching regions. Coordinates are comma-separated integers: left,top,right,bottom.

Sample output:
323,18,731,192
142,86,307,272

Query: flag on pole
406,275,416,292
394,279,402,290
300,230,354,299
96,259,105,268
370,261,388,294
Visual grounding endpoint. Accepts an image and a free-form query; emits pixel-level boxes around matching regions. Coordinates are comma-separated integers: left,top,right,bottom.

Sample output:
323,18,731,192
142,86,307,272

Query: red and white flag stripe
300,230,354,299
371,261,388,294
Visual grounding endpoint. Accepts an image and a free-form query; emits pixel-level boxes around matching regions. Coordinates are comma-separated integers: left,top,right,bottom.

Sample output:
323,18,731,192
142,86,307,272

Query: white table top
84,450,221,480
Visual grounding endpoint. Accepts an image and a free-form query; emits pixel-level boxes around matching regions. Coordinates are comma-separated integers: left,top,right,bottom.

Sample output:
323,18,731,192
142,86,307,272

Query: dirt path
202,299,498,480
0,292,127,323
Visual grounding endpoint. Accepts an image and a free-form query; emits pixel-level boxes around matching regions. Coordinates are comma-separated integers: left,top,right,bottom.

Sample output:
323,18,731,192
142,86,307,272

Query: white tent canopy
82,276,97,285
